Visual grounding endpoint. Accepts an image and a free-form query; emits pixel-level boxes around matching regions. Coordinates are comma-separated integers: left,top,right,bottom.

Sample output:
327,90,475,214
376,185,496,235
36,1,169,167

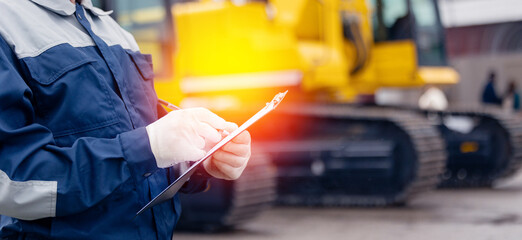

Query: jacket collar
30,0,113,16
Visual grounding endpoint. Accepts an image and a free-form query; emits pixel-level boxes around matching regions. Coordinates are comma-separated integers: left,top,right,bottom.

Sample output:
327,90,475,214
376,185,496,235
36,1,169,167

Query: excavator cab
372,0,446,67
349,0,457,91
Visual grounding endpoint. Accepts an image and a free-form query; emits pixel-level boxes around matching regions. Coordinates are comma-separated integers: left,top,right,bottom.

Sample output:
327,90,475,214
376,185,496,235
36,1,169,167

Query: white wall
438,0,522,27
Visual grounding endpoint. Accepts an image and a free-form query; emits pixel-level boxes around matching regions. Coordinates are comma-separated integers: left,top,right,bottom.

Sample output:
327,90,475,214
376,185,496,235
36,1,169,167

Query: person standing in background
481,71,502,105
503,80,520,112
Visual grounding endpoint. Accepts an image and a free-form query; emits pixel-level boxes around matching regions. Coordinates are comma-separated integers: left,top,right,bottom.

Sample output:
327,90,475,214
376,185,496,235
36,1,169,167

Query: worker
481,71,502,105
503,80,520,112
0,0,251,239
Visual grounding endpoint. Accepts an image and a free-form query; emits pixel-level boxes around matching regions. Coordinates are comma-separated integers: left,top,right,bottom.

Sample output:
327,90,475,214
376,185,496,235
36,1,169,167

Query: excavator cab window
410,0,446,66
372,0,410,42
371,0,447,66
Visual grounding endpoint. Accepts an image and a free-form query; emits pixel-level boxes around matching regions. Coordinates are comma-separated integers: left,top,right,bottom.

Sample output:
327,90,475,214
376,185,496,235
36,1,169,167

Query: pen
158,99,181,110
158,98,230,135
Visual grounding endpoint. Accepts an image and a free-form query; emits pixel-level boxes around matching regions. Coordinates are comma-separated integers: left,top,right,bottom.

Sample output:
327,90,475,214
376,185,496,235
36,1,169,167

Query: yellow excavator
109,0,522,231
164,0,450,206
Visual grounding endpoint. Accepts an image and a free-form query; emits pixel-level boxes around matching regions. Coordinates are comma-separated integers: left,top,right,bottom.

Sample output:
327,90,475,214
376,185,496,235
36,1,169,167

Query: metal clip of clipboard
136,91,288,216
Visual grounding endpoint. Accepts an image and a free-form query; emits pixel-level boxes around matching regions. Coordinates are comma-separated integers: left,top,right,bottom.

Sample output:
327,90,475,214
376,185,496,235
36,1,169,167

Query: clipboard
136,91,288,216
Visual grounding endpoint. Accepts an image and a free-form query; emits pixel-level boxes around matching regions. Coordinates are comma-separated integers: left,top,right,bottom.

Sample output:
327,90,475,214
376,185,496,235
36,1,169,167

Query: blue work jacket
0,1,208,239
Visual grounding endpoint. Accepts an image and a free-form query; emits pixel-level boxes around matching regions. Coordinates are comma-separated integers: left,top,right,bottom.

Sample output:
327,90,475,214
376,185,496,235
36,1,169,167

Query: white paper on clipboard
136,91,288,216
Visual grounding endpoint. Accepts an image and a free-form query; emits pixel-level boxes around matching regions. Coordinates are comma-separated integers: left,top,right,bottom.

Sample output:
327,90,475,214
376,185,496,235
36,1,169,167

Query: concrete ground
173,173,522,240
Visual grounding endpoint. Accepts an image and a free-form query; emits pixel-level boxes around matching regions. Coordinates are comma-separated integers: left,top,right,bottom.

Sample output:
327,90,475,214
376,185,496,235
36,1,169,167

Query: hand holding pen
157,99,230,136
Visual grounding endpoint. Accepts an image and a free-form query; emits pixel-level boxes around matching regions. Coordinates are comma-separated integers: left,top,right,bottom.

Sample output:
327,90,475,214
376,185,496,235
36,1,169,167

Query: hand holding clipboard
136,91,287,216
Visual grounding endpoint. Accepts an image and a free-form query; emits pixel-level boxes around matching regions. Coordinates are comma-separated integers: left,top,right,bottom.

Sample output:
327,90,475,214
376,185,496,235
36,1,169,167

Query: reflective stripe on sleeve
0,170,57,220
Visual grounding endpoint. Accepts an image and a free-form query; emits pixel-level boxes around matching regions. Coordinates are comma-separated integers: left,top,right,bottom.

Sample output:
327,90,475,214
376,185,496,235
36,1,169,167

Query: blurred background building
440,0,522,105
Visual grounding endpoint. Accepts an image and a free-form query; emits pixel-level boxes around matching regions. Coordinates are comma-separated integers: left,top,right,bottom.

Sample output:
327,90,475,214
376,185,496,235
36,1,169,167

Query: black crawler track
424,105,522,187
257,104,446,206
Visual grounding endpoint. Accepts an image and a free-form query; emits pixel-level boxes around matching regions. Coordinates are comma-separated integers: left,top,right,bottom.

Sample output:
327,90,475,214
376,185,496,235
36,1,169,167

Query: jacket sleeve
0,37,159,220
